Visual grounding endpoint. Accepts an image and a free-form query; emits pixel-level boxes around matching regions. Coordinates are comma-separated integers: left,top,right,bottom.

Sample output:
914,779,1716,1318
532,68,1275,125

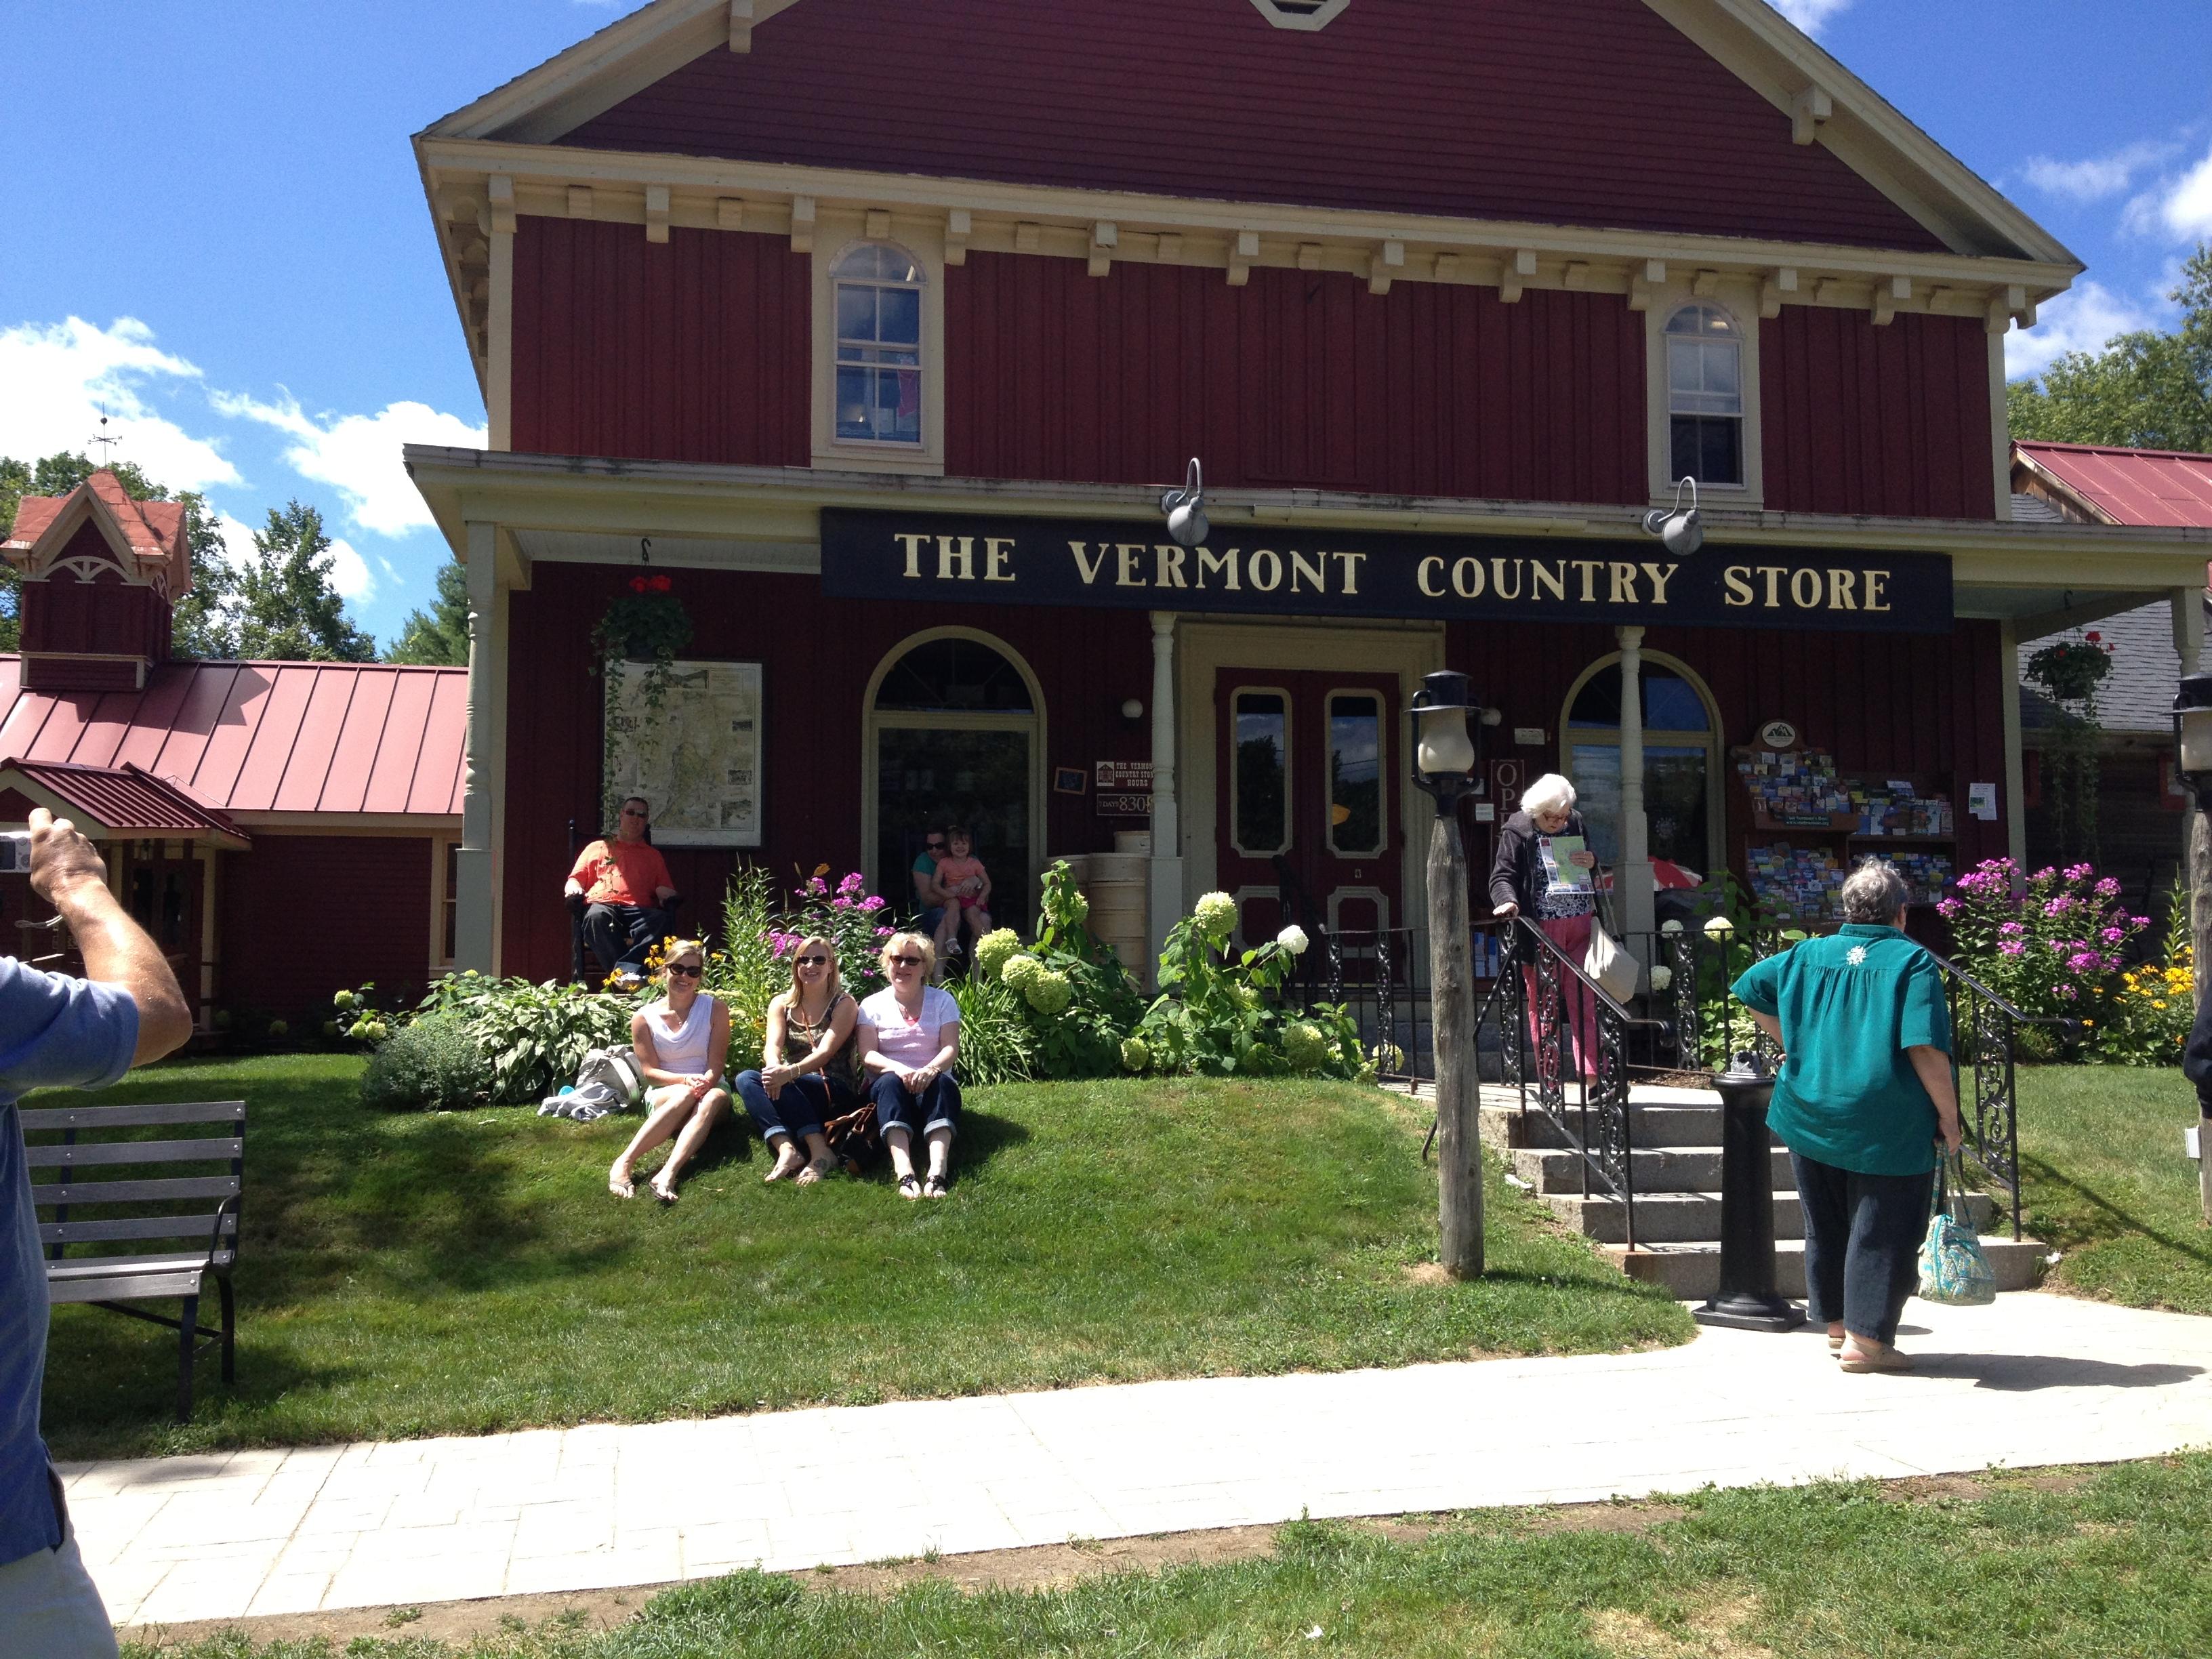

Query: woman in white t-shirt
855,931,962,1199
608,939,734,1203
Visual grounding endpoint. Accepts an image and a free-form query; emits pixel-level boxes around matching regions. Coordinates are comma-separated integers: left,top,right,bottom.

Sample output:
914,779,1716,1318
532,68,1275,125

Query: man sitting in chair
565,796,678,986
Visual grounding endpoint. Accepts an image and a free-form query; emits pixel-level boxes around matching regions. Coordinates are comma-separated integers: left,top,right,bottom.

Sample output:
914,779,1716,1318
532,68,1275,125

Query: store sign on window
821,510,1952,633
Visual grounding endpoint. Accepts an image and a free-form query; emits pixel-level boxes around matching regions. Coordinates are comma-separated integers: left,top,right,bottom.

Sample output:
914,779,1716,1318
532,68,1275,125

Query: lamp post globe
1409,670,1479,800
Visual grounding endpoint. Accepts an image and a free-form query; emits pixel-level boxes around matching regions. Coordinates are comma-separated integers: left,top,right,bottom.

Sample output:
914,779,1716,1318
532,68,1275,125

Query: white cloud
212,392,485,538
326,536,375,602
2005,280,2159,380
2022,140,2175,204
2154,143,2212,239
215,512,261,572
1767,0,1853,37
0,316,241,491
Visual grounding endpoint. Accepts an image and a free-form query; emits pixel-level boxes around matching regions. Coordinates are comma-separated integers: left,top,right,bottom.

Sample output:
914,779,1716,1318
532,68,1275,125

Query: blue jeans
735,1071,851,1144
1791,1153,1936,1345
583,903,675,973
870,1071,962,1142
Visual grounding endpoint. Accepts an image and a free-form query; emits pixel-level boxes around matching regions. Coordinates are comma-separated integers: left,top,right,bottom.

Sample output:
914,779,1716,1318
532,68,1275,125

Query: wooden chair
27,1099,244,1423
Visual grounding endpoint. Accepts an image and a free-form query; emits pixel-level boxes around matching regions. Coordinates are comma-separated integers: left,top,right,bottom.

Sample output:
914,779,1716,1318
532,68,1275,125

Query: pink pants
1523,913,1599,1081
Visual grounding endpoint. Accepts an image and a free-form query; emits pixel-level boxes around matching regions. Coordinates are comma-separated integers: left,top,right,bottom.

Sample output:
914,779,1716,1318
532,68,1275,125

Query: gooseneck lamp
1159,457,1209,549
1641,476,1704,559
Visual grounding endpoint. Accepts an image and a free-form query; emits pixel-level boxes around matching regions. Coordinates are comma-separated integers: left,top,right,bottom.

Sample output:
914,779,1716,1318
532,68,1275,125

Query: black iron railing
1925,953,2072,1240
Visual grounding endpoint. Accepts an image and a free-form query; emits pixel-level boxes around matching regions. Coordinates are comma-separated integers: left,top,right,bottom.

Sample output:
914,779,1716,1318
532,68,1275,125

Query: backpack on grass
539,1045,645,1122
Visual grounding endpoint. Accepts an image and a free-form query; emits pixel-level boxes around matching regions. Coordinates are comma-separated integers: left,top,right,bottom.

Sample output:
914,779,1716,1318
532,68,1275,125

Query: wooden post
1431,804,1482,1275
2193,803,2212,1227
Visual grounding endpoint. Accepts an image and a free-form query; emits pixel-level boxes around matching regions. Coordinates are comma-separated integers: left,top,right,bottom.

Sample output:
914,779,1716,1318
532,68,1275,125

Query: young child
930,825,992,968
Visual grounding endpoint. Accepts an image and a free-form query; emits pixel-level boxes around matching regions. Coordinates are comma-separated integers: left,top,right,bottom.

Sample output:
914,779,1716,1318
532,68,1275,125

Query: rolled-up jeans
583,903,675,973
870,1071,962,1143
736,1070,851,1145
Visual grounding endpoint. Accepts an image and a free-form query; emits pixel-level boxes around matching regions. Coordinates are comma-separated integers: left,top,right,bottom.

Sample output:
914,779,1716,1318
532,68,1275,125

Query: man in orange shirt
565,796,679,982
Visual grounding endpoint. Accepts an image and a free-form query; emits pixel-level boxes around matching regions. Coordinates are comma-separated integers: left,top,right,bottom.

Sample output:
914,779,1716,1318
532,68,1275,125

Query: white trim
1647,283,1764,508
1226,684,1294,858
859,626,1046,916
1987,329,2012,523
430,832,462,972
1326,884,1391,934
1250,0,1351,30
812,221,946,475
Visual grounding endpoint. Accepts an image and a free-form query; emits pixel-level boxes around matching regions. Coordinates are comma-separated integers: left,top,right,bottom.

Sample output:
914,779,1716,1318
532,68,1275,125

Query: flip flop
897,1174,923,1201
922,1175,949,1199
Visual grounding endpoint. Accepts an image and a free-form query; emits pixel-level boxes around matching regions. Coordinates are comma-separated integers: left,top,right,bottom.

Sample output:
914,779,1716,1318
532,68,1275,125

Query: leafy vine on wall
590,573,694,830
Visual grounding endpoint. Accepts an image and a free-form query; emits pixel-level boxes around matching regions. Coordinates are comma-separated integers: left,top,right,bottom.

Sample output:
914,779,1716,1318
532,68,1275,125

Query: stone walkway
73,1291,2212,1629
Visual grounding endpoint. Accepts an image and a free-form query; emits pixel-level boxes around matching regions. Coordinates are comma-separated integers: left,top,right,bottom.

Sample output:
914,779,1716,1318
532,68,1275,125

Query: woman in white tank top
609,939,733,1203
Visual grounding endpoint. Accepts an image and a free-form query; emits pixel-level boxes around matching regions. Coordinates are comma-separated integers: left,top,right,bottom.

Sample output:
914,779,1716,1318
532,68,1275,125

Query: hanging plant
2024,630,2110,864
591,573,693,827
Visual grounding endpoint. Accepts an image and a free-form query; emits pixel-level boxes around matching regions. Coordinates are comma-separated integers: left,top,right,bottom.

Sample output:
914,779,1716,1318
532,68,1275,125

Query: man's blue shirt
0,956,137,1565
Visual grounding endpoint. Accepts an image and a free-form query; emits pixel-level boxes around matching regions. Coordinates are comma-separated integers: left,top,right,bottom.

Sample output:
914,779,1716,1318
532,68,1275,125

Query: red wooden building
400,0,2212,978
2,472,469,1023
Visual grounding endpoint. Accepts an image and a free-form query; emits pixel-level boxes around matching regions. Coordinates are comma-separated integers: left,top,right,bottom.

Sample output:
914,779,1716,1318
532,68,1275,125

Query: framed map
606,659,763,846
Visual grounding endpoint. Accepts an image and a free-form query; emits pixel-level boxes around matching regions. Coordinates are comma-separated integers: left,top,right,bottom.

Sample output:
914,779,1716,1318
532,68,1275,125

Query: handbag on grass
1917,1151,1997,1306
1583,888,1643,1003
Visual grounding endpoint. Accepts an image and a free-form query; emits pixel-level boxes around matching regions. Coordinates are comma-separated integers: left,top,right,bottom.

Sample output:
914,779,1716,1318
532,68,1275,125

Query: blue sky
3,0,2209,645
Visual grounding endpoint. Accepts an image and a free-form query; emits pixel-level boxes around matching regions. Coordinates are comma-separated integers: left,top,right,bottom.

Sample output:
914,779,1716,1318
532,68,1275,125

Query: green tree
2009,243,2212,453
0,451,238,657
383,558,470,665
234,501,377,662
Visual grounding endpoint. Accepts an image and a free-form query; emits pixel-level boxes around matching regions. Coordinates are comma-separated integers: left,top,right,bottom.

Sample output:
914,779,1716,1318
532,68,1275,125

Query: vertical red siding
510,218,811,465
218,836,434,1014
1760,310,1996,519
497,567,1153,980
564,0,1944,252
947,256,1647,506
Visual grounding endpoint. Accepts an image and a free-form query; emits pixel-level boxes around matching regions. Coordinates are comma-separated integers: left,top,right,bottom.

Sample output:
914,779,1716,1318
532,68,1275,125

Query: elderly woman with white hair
1487,772,1602,1078
1732,858,1963,1373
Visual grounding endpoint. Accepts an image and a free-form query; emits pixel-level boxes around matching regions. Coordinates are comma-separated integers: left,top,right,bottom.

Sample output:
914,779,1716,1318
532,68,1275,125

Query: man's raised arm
28,808,193,1066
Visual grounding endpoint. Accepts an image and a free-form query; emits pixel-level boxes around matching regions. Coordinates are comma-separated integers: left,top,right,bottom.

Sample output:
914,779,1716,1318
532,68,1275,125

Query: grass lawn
123,1455,2212,1657
37,1057,1689,1461
2015,1064,2212,1315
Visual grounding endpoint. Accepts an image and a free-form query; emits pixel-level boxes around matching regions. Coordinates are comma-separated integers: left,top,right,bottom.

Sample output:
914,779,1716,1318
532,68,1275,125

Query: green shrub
1130,893,1365,1081
946,972,1040,1085
413,972,639,1103
359,1015,485,1111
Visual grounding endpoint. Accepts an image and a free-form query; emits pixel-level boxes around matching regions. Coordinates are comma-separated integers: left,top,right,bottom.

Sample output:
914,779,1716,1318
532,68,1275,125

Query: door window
1326,691,1385,857
1231,690,1291,857
1564,657,1721,874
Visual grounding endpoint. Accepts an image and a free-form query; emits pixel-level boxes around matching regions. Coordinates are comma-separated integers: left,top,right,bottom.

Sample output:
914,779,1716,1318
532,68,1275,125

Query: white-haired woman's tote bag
1584,889,1642,1003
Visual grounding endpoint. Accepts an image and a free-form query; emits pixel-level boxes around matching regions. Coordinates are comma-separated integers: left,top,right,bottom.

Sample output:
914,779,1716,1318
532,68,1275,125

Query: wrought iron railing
1925,953,2074,1240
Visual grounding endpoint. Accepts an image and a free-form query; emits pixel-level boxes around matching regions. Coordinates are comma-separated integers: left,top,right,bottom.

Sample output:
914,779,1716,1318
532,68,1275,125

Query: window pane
1234,692,1289,855
835,366,872,438
1645,746,1710,870
1699,417,1742,485
1328,693,1382,855
1568,663,1622,728
879,286,920,346
836,283,876,343
1643,673,1709,732
1568,743,1622,865
1702,341,1740,399
1668,341,1702,395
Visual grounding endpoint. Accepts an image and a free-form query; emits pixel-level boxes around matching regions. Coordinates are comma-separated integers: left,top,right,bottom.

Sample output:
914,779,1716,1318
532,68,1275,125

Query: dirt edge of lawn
120,1467,2099,1650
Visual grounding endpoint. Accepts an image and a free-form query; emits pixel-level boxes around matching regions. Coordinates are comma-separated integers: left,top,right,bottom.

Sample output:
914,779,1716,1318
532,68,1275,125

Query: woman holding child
734,934,860,1185
609,939,733,1202
857,932,962,1199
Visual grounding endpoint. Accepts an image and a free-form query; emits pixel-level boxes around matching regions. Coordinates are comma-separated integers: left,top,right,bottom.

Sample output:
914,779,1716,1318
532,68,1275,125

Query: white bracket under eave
1872,274,1910,327
1368,241,1404,297
487,175,516,237
1499,248,1537,304
1792,84,1833,146
1626,258,1665,312
1228,230,1260,287
1760,266,1798,319
729,0,754,52
716,199,745,231
1088,222,1118,279
646,184,671,245
790,195,815,253
945,208,970,266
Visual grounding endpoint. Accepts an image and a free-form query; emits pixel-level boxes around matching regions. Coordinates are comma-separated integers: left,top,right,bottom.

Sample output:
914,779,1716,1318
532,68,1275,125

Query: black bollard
1694,1051,1805,1332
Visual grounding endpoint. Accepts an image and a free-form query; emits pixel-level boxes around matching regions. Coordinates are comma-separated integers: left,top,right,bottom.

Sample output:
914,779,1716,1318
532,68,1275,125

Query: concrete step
1482,1102,1725,1152
1541,1188,1999,1246
1609,1235,2050,1299
1511,1143,1794,1195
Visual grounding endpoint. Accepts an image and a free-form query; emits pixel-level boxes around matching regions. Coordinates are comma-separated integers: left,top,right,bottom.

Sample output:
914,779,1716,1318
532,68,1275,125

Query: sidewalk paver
68,1290,2212,1628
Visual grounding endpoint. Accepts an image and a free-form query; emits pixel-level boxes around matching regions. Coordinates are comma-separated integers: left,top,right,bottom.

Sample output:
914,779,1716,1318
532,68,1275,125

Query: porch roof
0,758,250,851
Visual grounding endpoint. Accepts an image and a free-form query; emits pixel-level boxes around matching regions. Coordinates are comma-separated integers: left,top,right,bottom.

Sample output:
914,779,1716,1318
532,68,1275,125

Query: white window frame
429,833,462,975
1229,684,1294,859
813,221,946,475
1646,284,1763,508
1250,0,1352,28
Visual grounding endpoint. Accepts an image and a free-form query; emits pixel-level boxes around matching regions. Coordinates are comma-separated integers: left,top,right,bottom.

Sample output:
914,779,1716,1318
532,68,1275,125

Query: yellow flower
2154,1000,2167,1010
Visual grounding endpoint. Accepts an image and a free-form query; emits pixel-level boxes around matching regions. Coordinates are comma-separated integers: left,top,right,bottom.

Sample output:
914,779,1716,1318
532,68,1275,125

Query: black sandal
897,1174,923,1200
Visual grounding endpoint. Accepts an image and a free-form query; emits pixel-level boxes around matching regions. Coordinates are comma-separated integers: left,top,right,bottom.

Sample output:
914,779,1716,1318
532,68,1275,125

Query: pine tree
383,558,470,665
234,501,377,662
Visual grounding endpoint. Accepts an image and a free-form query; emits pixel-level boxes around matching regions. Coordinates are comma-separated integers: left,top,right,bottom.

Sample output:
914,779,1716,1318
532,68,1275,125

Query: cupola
1,470,188,690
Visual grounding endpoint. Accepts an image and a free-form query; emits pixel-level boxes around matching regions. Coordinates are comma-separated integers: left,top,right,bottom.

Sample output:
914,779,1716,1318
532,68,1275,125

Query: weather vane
87,409,123,466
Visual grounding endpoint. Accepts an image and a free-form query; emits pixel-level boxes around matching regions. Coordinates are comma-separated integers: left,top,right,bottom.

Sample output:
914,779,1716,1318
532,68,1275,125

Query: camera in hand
0,831,31,875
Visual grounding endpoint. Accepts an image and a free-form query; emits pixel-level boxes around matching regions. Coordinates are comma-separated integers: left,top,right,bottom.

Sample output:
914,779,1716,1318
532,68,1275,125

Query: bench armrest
200,1193,240,1275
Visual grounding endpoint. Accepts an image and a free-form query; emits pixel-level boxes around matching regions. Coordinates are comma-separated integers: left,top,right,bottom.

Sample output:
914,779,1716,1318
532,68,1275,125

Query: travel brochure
1539,834,1594,895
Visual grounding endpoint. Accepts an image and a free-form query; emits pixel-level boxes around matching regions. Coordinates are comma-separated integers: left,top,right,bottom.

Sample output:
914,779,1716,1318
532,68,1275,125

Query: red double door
1213,668,1403,950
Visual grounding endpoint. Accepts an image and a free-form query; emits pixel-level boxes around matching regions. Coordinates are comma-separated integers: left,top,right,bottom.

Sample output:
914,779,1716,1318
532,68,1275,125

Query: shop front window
834,243,924,445
1565,659,1721,875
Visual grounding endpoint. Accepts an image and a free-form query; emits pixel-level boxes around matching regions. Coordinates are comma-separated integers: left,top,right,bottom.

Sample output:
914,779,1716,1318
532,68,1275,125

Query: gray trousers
0,1481,117,1659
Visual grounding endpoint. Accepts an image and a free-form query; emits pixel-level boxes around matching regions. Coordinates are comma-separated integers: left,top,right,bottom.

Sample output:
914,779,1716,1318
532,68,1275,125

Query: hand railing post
1696,1051,1805,1332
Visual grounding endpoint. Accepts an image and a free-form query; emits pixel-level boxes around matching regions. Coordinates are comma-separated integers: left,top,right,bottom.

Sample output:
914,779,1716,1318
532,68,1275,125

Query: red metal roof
2013,441,2212,529
0,758,247,845
0,656,468,819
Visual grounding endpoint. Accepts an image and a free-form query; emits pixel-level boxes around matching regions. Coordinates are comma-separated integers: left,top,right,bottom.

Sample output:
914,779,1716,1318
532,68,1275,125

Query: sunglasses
889,954,924,968
796,954,829,967
924,841,945,851
665,963,703,978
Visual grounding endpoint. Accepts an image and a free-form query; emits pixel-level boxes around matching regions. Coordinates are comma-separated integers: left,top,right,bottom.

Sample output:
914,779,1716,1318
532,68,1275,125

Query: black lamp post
1410,670,1488,1276
1694,1051,1805,1331
2172,672,2212,1224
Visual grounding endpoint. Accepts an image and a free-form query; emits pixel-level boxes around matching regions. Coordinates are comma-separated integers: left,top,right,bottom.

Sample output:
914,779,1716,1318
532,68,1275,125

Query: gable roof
0,656,468,821
419,0,2074,265
3,470,191,594
2013,441,2212,530
0,758,249,848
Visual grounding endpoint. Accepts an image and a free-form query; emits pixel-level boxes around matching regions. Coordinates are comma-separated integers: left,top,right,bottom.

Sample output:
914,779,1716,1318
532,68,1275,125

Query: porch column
2000,618,2028,871
1615,625,1654,952
1148,611,1185,977
455,522,509,975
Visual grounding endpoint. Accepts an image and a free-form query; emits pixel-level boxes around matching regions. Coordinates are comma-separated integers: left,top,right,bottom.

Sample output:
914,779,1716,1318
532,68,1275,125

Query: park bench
24,1099,245,1423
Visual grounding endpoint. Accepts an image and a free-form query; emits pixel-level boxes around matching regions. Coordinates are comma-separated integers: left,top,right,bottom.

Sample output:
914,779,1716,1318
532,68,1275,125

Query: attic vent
1251,0,1350,30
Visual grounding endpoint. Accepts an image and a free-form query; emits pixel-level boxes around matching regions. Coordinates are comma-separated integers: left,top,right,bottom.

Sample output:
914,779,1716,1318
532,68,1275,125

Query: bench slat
49,1270,209,1304
19,1101,246,1131
41,1214,238,1246
26,1139,243,1169
31,1176,240,1206
48,1252,233,1282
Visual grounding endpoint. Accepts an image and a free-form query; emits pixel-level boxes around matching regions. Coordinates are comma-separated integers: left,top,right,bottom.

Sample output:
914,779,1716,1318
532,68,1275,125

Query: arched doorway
865,629,1046,933
1559,654,1725,878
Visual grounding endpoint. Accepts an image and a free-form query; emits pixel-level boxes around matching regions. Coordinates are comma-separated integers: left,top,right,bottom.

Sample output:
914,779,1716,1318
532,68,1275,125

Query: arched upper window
872,635,1033,713
1560,654,1724,877
1666,303,1743,487
834,243,924,446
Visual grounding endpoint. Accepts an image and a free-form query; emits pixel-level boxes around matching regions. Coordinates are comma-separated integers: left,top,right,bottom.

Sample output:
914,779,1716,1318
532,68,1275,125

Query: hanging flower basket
590,579,693,709
2024,632,2113,704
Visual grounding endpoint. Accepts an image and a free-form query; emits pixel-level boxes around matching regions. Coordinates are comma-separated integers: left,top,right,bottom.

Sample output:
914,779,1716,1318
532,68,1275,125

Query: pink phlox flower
806,876,829,895
2104,954,2123,970
832,896,853,909
1936,898,1961,917
2094,877,2122,898
2066,951,2102,972
2033,867,2057,882
2064,862,2095,882
875,926,895,937
861,895,886,912
1999,922,2025,937
838,872,867,895
1997,941,2025,956
2043,896,2073,916
2134,916,2152,928
2056,983,2078,1000
2102,926,2125,944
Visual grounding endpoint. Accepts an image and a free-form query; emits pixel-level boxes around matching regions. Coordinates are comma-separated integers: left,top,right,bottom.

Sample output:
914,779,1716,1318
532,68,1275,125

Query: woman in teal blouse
1732,860,1964,1374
